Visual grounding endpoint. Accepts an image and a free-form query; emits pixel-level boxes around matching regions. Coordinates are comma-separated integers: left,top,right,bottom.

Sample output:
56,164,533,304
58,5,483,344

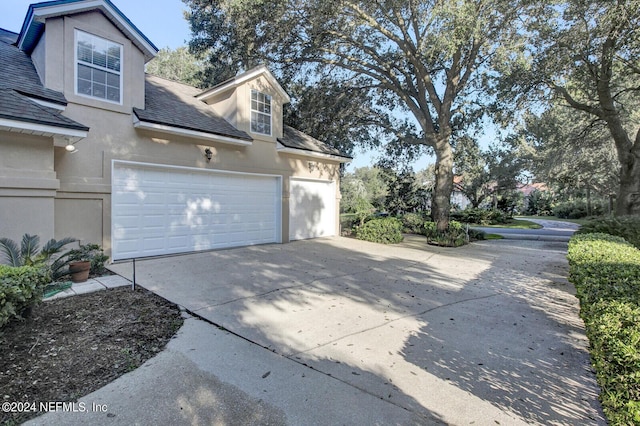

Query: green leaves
0,265,50,329
568,231,640,423
355,217,404,244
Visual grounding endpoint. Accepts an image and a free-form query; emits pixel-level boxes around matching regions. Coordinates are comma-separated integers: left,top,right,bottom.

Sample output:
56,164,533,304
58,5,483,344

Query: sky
0,0,439,172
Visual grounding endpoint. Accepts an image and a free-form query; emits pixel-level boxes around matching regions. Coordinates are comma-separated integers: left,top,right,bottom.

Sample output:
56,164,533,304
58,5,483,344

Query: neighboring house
0,0,351,260
451,175,472,210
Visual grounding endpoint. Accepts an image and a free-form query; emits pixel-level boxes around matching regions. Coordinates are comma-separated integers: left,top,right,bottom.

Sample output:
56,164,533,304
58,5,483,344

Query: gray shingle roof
278,125,352,159
0,33,67,105
0,28,18,45
134,75,252,141
0,88,89,131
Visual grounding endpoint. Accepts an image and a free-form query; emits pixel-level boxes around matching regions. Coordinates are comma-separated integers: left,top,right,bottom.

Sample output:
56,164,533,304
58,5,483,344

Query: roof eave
133,117,253,147
17,0,158,61
0,116,88,143
197,65,291,103
276,142,351,163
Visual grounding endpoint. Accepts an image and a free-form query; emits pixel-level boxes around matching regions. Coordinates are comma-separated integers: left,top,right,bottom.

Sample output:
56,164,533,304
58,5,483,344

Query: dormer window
251,89,271,135
75,30,122,103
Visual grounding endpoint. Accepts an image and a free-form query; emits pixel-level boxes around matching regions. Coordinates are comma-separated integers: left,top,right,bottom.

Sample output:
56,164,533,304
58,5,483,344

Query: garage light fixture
204,148,212,162
308,161,317,172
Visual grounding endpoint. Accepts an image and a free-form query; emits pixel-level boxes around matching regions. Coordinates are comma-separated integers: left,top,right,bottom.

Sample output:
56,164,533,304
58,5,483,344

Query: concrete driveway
110,236,604,425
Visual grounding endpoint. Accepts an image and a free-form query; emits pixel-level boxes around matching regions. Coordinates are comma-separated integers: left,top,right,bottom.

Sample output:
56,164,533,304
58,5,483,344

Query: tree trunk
615,150,640,215
431,139,454,231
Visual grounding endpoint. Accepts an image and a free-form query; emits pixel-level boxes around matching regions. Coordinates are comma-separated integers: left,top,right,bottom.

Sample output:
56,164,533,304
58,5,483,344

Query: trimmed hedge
355,217,404,244
567,233,640,424
0,265,50,329
577,216,640,250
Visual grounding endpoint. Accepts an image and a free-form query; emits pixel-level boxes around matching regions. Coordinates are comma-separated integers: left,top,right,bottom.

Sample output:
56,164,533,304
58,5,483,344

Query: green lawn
481,219,543,229
516,215,591,226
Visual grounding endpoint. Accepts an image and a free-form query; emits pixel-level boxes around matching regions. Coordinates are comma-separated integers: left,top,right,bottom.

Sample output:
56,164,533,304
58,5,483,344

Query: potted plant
67,244,108,283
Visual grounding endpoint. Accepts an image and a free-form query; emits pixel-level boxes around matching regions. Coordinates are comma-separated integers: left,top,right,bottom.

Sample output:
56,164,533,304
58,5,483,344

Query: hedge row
577,216,640,250
567,233,640,424
355,217,404,244
0,265,50,329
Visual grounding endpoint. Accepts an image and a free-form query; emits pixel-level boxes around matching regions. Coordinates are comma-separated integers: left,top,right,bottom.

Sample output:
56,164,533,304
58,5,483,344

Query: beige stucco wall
43,12,145,113
0,133,59,243
54,101,342,253
1,9,343,257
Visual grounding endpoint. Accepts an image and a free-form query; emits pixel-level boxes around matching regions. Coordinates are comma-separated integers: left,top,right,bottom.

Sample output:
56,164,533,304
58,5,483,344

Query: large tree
453,135,529,209
522,106,620,201
500,0,640,215
145,47,204,87
184,0,522,230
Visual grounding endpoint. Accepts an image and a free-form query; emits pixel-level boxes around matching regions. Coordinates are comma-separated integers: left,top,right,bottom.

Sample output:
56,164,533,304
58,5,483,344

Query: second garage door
289,178,336,240
112,161,281,260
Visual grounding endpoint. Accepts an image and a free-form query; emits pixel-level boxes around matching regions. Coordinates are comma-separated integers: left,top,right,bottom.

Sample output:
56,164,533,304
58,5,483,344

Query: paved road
473,218,580,241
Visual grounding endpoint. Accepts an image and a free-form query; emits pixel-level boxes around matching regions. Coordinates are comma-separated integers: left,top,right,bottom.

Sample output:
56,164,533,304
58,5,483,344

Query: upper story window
251,89,271,135
75,30,122,103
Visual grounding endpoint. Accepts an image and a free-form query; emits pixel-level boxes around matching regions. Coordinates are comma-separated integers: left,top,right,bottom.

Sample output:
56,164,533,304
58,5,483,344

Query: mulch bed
0,286,184,425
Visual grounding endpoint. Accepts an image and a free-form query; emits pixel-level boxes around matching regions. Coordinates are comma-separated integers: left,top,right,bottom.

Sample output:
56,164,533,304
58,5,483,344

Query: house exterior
0,0,350,261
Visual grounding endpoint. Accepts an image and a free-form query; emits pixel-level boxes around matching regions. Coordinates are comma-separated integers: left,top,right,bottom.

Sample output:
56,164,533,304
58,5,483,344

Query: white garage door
289,178,336,240
112,161,281,260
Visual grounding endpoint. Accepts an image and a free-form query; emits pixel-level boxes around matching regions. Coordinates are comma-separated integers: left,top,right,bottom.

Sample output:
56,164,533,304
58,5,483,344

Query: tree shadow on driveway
111,236,605,425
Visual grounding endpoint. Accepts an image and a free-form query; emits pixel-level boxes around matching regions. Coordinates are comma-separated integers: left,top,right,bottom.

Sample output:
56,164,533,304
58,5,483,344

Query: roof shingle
134,75,252,141
0,34,67,105
0,89,88,131
278,125,352,159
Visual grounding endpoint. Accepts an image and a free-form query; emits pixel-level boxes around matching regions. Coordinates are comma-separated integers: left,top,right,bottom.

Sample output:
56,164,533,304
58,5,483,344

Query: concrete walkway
44,274,132,300
30,236,604,425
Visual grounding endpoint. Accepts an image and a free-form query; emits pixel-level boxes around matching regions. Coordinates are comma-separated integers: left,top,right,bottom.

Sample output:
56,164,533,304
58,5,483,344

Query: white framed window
251,89,272,135
75,30,122,103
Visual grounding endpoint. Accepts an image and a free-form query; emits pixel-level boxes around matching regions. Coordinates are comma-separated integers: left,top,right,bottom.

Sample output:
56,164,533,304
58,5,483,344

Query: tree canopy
145,47,204,87
184,0,524,230
499,0,640,215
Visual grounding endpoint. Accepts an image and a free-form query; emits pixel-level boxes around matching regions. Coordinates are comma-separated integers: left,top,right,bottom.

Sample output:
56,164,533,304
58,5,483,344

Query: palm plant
0,234,77,279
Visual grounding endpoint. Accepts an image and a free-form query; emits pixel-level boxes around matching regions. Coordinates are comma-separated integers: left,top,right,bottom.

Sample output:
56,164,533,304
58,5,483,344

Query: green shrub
577,216,640,250
340,213,357,236
554,199,606,219
401,212,427,234
567,233,640,423
424,220,469,247
68,243,109,276
0,265,50,329
0,234,76,280
488,209,510,224
355,218,404,244
450,208,510,225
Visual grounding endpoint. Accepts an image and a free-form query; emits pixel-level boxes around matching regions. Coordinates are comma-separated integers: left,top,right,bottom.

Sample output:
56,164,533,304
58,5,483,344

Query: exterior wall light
204,148,213,162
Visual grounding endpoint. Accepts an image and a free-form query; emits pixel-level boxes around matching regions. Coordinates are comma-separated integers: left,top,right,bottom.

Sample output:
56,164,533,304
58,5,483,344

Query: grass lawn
481,219,543,229
517,215,591,226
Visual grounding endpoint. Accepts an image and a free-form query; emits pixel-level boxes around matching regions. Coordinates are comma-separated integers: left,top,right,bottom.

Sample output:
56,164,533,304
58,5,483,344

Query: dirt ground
0,286,184,425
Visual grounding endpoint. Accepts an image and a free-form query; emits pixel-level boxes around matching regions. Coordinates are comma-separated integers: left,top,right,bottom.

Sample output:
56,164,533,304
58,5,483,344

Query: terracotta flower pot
69,260,91,283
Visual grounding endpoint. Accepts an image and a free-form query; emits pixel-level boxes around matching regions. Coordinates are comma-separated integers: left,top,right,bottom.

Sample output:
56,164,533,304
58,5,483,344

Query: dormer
16,0,158,113
196,66,291,142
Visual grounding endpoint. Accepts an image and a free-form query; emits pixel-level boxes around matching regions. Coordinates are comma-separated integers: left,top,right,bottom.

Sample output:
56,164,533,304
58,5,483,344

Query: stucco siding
55,100,341,252
50,12,146,114
0,133,58,242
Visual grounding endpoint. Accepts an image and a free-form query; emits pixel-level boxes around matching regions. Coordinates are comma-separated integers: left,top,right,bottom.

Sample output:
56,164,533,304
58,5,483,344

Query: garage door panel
112,162,280,260
289,179,336,241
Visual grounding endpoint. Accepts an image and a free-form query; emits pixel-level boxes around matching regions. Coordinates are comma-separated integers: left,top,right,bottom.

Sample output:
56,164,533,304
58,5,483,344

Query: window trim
250,89,272,136
74,29,123,105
